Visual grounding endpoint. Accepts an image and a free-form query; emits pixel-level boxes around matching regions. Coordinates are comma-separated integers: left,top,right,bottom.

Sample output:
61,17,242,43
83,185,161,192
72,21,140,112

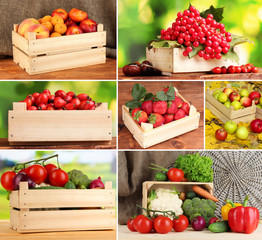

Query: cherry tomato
167,168,184,182
215,128,227,141
235,66,242,73
221,66,227,74
26,165,47,184
44,164,57,183
241,66,248,73
245,63,254,68
227,65,235,74
252,67,259,73
1,171,16,191
246,66,252,73
48,169,68,187
133,215,153,234
173,215,189,232
18,168,27,174
212,67,221,74
127,218,136,232
154,216,173,234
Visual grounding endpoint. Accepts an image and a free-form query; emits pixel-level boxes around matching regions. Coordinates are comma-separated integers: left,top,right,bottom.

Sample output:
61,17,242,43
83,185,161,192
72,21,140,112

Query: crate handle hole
11,116,14,119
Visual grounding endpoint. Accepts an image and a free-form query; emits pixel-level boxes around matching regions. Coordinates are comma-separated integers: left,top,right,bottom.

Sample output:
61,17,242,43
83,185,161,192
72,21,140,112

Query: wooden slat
12,31,29,55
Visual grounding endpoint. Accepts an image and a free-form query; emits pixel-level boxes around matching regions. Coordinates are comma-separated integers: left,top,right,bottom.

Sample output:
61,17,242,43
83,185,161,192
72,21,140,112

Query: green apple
218,93,228,103
236,126,249,140
224,120,238,134
224,101,231,108
214,92,220,100
213,89,222,97
257,103,262,109
260,97,262,106
231,101,241,110
240,89,249,97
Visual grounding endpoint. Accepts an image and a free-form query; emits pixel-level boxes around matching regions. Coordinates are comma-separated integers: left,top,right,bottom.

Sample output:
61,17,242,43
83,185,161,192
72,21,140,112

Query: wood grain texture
0,57,116,79
118,81,204,149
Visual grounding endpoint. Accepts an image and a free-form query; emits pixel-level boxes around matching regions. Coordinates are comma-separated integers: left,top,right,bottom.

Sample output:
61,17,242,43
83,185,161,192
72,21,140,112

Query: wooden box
8,102,112,145
205,86,256,123
12,24,106,75
9,182,115,233
146,47,240,75
256,107,262,119
122,89,200,148
142,181,213,211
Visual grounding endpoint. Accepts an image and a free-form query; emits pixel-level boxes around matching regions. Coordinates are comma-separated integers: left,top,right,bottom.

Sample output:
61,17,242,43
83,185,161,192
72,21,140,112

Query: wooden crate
205,85,256,123
9,182,115,233
256,107,262,119
146,47,241,75
142,181,213,212
122,89,200,148
12,24,106,75
8,102,112,145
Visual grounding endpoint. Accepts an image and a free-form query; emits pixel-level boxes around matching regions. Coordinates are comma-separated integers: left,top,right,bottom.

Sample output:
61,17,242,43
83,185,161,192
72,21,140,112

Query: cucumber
208,221,230,233
31,186,65,190
155,172,167,181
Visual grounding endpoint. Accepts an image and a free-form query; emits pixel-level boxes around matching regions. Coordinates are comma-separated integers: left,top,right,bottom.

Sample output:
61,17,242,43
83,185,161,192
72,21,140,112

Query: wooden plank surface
0,137,116,149
0,57,116,80
118,68,262,80
118,81,204,149
0,220,116,240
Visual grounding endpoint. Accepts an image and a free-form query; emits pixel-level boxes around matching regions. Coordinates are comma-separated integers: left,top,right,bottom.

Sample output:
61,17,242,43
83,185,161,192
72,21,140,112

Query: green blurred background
0,81,117,137
0,150,116,219
118,0,262,67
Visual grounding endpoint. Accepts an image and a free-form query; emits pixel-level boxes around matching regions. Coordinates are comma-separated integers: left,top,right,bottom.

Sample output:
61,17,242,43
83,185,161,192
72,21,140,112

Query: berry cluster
212,63,259,74
160,6,232,60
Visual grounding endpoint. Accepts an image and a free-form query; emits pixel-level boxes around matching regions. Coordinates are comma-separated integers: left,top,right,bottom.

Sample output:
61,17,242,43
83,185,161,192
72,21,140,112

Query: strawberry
174,109,186,120
181,102,190,115
141,100,153,115
163,114,174,124
131,108,141,117
133,110,148,124
167,100,178,114
148,113,165,128
153,101,167,115
174,97,183,108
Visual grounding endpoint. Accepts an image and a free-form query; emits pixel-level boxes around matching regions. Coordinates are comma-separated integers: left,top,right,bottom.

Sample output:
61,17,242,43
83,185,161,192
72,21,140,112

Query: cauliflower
148,188,183,219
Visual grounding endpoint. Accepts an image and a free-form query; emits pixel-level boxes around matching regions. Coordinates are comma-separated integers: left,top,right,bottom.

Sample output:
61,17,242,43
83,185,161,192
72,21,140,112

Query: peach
41,21,53,33
79,19,97,33
65,18,77,28
54,23,67,34
51,8,68,21
50,32,62,37
65,26,83,35
51,16,64,26
69,8,88,22
24,24,50,39
18,18,39,36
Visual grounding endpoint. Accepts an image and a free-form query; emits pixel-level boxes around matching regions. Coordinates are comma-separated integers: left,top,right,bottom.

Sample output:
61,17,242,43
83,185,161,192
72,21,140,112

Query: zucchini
208,221,230,233
31,186,65,190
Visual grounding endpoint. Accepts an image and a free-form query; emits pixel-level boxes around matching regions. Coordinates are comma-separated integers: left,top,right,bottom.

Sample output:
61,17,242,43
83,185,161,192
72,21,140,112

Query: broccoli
64,181,76,189
182,197,217,226
67,169,90,189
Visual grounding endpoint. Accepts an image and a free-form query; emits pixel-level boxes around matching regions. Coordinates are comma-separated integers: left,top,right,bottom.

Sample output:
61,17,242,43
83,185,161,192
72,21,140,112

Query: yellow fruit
41,21,53,33
51,16,64,26
42,15,52,22
50,32,62,37
54,23,67,34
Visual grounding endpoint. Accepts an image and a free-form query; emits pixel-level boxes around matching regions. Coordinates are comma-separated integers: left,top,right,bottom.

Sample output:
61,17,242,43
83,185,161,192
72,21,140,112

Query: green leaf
230,83,240,88
148,190,156,201
188,44,205,58
166,84,176,100
144,93,154,101
200,5,224,22
148,39,181,50
125,100,141,108
131,83,146,100
156,91,167,101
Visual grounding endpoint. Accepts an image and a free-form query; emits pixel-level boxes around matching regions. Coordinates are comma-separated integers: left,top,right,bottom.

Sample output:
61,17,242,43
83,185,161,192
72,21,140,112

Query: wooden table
118,224,262,240
0,138,116,149
118,68,262,80
0,57,116,80
0,220,116,240
118,81,204,149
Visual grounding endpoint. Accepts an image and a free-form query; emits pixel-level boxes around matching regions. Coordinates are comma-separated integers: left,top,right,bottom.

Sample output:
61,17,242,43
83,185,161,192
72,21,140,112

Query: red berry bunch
212,63,258,74
160,6,232,60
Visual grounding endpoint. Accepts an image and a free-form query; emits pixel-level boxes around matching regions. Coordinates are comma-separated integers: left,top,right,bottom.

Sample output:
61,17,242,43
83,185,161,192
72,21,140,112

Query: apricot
51,16,64,26
54,23,67,34
50,32,62,37
42,15,52,22
41,21,53,33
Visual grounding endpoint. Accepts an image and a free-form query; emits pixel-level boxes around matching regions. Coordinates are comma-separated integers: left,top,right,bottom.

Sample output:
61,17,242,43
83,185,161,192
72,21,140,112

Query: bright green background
0,81,117,137
0,150,116,219
118,0,262,67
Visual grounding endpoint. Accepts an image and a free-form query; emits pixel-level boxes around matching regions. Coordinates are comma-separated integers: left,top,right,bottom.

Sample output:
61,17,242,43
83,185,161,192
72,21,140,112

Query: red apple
69,8,88,22
79,19,97,33
240,97,252,107
64,18,78,28
215,128,227,141
223,88,234,96
65,26,84,35
249,91,261,105
229,92,240,102
51,8,69,21
250,119,262,133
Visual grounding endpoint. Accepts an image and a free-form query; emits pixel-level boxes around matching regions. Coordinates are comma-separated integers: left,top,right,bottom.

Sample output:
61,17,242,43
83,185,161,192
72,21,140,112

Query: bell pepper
227,195,259,234
221,201,242,220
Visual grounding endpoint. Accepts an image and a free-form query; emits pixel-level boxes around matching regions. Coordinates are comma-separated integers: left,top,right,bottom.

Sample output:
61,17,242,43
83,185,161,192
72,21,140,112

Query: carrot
192,185,219,202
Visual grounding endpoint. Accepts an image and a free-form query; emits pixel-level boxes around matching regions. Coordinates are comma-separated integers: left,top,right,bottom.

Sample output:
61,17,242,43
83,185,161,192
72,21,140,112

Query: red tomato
167,168,184,182
154,216,173,234
26,165,47,184
173,215,189,232
44,164,57,183
133,215,153,234
127,218,136,232
48,169,68,187
1,171,16,191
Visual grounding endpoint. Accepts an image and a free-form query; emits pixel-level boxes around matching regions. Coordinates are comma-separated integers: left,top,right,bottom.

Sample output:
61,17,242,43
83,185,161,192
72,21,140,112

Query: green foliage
200,5,224,22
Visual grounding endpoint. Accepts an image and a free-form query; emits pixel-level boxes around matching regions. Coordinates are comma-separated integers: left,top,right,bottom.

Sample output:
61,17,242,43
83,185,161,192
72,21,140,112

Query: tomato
48,169,68,187
44,163,57,183
1,171,16,191
173,215,189,232
154,216,173,234
127,218,136,232
167,168,184,182
212,67,221,74
133,215,153,234
26,165,47,184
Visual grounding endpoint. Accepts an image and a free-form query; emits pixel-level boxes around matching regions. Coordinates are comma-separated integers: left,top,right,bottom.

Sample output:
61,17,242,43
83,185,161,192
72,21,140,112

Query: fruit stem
136,204,176,218
149,163,168,172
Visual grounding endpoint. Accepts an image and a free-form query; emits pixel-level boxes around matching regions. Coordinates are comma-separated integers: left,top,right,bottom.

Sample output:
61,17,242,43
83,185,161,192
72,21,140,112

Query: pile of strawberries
21,89,97,110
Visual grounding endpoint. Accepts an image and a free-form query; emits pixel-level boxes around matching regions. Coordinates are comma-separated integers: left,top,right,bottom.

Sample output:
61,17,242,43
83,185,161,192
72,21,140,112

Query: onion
191,216,206,231
12,172,36,190
89,177,105,189
209,217,219,225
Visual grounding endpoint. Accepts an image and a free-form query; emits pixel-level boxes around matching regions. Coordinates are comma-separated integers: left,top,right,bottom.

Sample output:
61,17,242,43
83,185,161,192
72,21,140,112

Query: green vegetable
182,197,217,225
31,186,64,189
64,181,76,189
186,191,196,199
155,172,167,181
208,221,230,233
67,169,90,189
174,153,213,182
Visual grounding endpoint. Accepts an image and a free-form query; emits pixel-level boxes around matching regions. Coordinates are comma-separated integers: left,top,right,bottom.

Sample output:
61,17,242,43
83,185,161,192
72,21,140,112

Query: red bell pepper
227,195,259,234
